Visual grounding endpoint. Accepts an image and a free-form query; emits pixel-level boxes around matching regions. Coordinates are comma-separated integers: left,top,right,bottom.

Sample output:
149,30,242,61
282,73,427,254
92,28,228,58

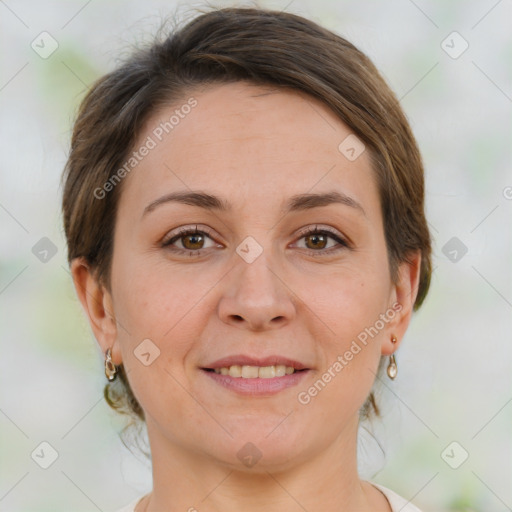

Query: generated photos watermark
297,301,402,405
93,97,198,200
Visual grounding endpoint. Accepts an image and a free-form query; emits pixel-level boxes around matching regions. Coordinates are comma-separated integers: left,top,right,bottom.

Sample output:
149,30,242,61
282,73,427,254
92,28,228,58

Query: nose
217,249,296,331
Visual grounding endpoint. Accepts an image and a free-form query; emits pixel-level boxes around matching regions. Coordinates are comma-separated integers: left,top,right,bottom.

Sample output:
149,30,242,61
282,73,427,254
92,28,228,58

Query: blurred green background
1,1,511,510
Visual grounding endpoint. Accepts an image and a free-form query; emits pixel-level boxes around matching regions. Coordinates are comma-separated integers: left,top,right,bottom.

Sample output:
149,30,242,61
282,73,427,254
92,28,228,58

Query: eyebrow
142,190,366,218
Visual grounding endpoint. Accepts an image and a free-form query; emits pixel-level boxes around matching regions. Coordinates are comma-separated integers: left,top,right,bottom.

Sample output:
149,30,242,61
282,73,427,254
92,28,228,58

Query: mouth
200,355,310,396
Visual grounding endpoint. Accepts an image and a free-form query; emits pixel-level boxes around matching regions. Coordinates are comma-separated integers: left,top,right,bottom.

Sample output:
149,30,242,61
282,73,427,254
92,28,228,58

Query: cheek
111,258,222,393
294,283,386,421
112,256,219,340
298,263,389,396
110,267,209,426
305,259,391,336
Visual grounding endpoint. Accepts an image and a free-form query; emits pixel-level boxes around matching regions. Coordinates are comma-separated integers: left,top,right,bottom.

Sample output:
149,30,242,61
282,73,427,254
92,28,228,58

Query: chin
206,420,312,472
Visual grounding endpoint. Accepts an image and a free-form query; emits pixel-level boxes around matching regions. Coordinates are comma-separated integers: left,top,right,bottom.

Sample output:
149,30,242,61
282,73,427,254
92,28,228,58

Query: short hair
61,7,432,424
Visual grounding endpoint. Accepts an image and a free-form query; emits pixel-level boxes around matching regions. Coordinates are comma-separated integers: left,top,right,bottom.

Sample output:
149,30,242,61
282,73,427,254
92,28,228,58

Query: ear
70,257,122,365
381,250,422,356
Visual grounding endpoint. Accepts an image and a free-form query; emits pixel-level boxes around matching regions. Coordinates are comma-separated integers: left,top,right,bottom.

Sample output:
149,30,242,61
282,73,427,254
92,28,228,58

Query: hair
61,6,432,427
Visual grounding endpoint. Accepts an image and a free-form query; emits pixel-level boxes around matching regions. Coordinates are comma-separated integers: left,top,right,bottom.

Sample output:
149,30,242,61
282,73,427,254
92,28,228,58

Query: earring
104,347,117,381
387,335,398,380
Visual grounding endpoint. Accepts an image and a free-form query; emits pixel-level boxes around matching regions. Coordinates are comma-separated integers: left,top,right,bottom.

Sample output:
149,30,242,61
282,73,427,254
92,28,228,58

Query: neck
139,415,389,512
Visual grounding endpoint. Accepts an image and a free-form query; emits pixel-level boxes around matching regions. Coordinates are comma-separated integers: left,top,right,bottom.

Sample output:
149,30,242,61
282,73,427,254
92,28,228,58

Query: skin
72,81,421,512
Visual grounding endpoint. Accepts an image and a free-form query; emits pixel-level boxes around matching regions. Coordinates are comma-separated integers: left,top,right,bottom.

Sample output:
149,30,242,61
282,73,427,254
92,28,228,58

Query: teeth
242,365,259,378
229,365,242,378
275,365,286,377
212,364,297,378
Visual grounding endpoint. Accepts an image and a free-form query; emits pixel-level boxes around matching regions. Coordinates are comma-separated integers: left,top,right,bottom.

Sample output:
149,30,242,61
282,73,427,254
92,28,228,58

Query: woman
61,6,431,511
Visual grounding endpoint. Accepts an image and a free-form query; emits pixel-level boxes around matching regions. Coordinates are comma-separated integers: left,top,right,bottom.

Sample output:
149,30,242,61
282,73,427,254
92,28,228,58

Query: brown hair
61,6,432,425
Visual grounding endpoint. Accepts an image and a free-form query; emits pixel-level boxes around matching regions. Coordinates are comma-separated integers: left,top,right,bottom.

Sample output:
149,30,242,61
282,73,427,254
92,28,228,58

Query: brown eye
304,233,328,250
182,233,205,250
293,227,349,256
162,228,217,253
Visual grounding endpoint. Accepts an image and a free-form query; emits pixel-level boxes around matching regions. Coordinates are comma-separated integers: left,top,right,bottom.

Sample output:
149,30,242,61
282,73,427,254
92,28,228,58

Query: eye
293,225,349,255
161,225,219,254
161,224,350,257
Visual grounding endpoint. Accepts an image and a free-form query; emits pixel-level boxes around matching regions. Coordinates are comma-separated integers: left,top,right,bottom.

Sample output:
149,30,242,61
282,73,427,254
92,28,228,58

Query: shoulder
112,495,145,512
370,482,423,512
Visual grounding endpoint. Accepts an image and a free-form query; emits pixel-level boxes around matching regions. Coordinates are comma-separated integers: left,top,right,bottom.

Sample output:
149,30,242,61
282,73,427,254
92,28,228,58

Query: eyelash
161,225,350,257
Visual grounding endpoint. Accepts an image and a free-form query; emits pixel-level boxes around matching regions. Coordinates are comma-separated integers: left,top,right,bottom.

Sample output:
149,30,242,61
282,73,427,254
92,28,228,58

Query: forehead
117,81,379,218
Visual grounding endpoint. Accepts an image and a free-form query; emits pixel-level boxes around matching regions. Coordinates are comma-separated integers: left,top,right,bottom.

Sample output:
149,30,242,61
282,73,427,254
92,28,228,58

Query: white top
113,482,423,511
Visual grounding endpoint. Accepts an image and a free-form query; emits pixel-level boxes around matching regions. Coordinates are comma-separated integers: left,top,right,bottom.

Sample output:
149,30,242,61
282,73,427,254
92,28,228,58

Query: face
80,82,417,471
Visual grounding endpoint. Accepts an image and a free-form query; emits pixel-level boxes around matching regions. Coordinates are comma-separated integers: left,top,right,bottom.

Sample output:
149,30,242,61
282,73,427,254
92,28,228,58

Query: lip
203,354,309,371
201,368,310,396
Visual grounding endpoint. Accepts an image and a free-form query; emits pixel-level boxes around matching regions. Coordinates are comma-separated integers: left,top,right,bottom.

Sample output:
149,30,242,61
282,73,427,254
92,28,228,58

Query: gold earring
387,335,398,380
105,347,117,381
